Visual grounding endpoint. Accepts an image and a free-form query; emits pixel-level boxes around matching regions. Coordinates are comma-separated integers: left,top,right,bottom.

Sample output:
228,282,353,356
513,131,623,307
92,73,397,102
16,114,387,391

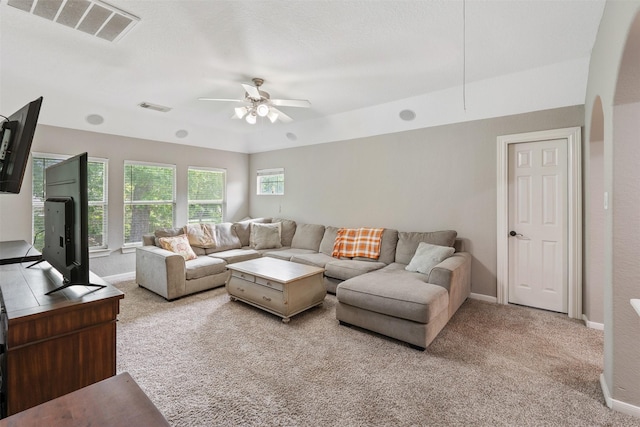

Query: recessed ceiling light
286,132,297,141
399,109,416,121
86,114,104,125
175,130,188,138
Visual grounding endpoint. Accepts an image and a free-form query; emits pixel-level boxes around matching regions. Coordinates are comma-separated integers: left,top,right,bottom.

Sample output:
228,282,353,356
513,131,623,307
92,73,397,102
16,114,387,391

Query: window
188,167,226,224
124,161,175,245
32,154,108,251
257,168,284,195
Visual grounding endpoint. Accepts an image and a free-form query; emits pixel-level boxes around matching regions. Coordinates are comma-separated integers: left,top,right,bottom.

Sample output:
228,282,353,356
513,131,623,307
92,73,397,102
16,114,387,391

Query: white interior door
508,139,568,313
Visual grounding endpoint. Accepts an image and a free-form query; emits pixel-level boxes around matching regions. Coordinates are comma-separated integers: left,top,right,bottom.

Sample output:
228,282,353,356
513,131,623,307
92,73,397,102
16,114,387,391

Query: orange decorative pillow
158,234,198,261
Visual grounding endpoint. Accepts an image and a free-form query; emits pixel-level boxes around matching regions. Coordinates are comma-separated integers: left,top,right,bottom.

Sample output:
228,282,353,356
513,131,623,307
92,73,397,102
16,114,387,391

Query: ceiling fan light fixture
256,103,270,117
246,112,257,124
267,110,279,123
234,106,248,119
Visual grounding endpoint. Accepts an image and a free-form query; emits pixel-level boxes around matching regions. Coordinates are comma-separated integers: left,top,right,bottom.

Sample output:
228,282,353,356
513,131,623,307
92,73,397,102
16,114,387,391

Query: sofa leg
338,320,352,327
409,343,426,352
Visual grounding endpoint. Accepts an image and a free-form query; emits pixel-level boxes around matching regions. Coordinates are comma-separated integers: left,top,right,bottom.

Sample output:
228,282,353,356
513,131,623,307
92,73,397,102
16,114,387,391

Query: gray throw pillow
405,242,455,275
250,222,283,250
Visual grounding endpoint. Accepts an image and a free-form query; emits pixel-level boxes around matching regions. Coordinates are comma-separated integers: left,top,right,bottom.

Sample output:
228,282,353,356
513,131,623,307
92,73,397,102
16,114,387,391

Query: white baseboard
601,373,640,418
470,293,498,303
583,315,604,330
102,271,135,283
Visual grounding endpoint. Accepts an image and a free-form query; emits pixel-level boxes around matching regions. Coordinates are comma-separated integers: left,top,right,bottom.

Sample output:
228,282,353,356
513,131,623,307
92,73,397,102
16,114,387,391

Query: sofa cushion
272,218,297,247
319,226,340,255
208,248,260,264
395,230,457,265
158,234,198,261
191,246,206,256
250,222,282,250
291,223,325,251
263,248,317,261
183,223,216,248
233,218,272,247
405,242,455,275
154,227,183,246
325,259,386,281
291,252,335,268
207,223,242,252
377,228,399,265
336,270,449,324
185,256,227,280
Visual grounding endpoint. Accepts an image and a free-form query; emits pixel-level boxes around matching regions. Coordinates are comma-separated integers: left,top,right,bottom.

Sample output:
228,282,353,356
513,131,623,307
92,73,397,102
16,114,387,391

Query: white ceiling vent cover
7,0,140,42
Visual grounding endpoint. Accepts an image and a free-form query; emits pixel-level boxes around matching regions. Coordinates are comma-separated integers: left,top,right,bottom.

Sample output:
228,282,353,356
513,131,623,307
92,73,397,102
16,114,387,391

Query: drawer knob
263,296,271,302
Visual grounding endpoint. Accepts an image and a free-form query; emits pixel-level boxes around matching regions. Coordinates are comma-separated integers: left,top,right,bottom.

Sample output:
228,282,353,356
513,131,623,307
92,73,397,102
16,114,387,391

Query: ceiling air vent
7,0,140,43
138,102,172,113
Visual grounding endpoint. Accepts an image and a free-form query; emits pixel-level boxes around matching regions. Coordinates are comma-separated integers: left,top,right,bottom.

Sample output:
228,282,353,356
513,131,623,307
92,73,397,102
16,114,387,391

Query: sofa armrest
136,245,187,300
428,251,471,318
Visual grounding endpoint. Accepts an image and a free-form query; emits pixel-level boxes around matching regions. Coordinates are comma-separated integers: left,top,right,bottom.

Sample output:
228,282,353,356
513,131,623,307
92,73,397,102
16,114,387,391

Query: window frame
256,167,285,196
123,160,176,247
31,152,109,253
187,166,227,224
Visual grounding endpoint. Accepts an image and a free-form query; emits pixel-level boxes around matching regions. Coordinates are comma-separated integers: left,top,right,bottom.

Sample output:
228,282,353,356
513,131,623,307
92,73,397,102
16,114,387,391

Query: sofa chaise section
335,230,471,350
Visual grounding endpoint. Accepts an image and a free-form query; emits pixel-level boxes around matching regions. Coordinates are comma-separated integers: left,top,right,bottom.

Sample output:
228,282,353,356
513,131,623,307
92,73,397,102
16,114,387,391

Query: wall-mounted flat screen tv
0,97,43,194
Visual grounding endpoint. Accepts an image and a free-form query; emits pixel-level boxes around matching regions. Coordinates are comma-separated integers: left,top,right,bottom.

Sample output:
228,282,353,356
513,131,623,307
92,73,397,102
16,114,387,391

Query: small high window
257,168,284,195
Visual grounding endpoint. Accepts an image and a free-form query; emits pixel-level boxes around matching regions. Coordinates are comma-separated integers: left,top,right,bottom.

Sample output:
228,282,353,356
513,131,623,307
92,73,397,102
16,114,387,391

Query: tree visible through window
124,162,175,245
32,154,108,251
257,168,284,195
188,167,225,223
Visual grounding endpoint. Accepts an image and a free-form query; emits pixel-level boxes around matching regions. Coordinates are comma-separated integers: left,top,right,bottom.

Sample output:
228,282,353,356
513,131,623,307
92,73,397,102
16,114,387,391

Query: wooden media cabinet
0,262,124,416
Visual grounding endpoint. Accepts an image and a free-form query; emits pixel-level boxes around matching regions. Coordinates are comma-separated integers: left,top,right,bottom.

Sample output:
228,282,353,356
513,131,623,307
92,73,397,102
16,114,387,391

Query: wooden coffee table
226,257,326,323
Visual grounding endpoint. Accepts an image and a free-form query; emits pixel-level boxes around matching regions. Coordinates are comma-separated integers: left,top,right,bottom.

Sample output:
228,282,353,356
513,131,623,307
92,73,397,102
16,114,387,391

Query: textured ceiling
0,0,606,153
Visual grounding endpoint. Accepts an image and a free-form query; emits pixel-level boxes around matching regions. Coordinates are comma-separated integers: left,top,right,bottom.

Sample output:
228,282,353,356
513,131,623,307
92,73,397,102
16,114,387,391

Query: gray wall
585,0,640,411
249,105,584,298
0,125,249,277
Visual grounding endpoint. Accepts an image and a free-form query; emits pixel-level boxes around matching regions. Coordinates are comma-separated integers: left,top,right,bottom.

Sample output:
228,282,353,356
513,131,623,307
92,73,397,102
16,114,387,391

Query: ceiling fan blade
198,97,246,102
270,107,293,123
241,83,261,100
270,99,311,108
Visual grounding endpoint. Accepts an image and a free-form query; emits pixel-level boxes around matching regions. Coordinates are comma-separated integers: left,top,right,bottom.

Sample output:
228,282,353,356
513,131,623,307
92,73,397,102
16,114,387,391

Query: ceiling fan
198,78,311,124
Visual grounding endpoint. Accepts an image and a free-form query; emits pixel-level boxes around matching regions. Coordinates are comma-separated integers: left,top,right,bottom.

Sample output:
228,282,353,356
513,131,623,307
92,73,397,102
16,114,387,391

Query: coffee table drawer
232,271,255,282
228,279,284,312
255,276,284,291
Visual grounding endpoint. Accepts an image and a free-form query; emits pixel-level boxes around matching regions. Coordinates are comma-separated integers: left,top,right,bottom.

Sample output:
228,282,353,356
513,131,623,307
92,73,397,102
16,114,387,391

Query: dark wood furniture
0,240,41,265
0,372,169,426
0,262,124,416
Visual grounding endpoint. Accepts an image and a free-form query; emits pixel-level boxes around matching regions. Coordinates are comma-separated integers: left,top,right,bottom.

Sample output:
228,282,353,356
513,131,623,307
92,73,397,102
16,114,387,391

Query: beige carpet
113,280,639,426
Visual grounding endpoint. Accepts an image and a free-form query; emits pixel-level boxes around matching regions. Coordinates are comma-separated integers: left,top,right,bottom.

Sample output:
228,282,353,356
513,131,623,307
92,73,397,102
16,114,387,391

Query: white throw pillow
250,222,282,250
405,242,455,275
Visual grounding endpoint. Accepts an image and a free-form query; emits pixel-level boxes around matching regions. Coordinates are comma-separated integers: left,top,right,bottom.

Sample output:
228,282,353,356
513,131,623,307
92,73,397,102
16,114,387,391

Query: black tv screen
0,97,43,194
42,152,90,287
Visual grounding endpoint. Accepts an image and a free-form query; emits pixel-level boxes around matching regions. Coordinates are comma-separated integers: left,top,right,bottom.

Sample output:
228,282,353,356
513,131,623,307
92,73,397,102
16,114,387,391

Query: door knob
510,231,522,237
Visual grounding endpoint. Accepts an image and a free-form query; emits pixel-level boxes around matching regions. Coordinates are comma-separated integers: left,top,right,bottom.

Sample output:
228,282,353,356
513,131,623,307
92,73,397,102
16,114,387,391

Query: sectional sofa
136,217,471,349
